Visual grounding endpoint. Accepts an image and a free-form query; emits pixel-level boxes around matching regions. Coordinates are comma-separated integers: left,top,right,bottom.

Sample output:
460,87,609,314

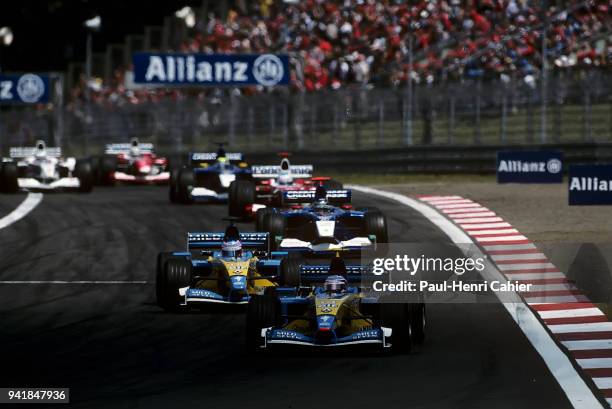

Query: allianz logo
498,159,562,173
570,177,612,191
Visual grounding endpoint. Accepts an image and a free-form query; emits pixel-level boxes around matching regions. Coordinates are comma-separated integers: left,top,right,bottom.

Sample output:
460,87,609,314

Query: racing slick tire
156,252,175,308
158,257,192,312
410,303,426,345
228,180,255,218
381,303,412,354
279,258,301,287
264,213,286,250
98,155,117,185
75,159,94,193
256,207,274,232
246,292,279,353
364,212,388,244
169,167,181,203
176,168,194,204
323,179,343,190
0,162,19,193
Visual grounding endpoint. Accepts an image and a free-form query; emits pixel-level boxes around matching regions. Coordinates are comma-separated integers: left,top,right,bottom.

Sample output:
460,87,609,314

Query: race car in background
94,138,170,185
156,223,297,311
170,145,251,204
246,256,426,352
0,140,93,193
259,186,387,256
227,152,342,220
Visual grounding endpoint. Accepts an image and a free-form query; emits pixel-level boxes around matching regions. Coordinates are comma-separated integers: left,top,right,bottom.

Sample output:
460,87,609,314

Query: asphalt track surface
0,186,574,409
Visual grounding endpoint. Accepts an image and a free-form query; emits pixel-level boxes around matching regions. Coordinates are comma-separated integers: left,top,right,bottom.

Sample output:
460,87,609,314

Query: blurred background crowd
69,0,611,106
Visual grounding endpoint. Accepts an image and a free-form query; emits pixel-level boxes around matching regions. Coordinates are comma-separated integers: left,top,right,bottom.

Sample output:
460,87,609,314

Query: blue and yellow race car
246,257,426,353
156,224,296,311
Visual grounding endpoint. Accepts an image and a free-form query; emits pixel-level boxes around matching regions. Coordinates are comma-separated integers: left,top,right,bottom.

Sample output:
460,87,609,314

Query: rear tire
75,159,94,193
410,303,426,345
169,167,181,203
177,168,194,204
158,258,192,312
156,252,175,308
246,293,279,353
279,258,301,286
256,207,274,231
264,213,286,249
99,156,117,186
0,162,19,193
364,212,388,244
381,303,412,354
228,180,255,218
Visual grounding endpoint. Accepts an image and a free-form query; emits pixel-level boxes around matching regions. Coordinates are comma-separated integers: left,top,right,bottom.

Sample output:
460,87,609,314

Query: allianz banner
569,165,612,205
133,53,290,87
0,73,50,104
496,151,563,183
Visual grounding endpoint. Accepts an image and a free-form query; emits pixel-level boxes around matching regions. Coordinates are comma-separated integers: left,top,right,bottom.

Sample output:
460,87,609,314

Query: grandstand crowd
71,0,611,105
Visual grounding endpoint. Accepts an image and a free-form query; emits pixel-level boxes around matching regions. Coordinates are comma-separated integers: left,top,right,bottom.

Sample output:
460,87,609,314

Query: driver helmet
278,158,293,185
221,239,242,259
35,140,47,158
129,138,140,157
324,275,347,294
314,185,328,205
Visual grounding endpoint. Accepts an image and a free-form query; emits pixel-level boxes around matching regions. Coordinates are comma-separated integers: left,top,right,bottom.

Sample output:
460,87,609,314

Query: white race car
0,140,93,193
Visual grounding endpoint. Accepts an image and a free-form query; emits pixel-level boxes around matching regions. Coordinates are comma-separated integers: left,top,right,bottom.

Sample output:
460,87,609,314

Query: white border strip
0,193,43,230
348,184,603,409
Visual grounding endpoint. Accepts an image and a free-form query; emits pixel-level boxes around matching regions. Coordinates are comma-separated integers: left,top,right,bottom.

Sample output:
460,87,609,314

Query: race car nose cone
316,314,335,331
229,275,247,290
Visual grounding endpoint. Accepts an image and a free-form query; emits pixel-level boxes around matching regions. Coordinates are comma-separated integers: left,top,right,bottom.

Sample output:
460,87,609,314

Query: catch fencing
0,69,610,156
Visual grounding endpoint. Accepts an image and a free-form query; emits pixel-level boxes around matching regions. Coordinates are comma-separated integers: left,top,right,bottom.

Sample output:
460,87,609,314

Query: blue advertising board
568,165,612,205
496,151,563,183
133,53,290,87
0,73,50,104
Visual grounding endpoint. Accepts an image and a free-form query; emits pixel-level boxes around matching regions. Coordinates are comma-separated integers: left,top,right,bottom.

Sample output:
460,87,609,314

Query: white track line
349,185,603,409
0,280,148,284
0,193,43,230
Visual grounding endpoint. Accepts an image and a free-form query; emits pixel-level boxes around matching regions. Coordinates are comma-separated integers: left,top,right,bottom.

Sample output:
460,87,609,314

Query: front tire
256,207,274,231
158,258,192,312
246,293,279,353
279,258,302,286
364,212,388,244
75,159,94,193
264,213,286,249
381,303,412,354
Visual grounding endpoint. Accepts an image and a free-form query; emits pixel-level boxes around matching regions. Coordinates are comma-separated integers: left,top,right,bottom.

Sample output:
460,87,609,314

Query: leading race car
156,223,296,311
227,152,342,219
170,144,251,204
95,138,170,185
0,140,93,193
259,186,387,257
246,256,426,352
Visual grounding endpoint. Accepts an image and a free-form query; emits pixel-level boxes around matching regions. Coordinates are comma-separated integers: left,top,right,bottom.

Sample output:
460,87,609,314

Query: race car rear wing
299,265,369,283
281,189,351,205
187,232,269,251
190,152,243,165
105,143,154,155
10,147,62,158
251,165,313,179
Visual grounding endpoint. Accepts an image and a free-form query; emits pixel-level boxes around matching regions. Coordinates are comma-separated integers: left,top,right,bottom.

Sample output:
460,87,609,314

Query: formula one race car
227,152,342,219
0,140,93,193
170,144,251,204
246,256,426,352
259,186,387,256
156,223,298,311
95,138,170,185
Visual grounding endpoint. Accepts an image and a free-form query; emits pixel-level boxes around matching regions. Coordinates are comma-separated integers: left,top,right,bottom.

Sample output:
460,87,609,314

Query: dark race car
259,186,387,257
170,144,251,204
